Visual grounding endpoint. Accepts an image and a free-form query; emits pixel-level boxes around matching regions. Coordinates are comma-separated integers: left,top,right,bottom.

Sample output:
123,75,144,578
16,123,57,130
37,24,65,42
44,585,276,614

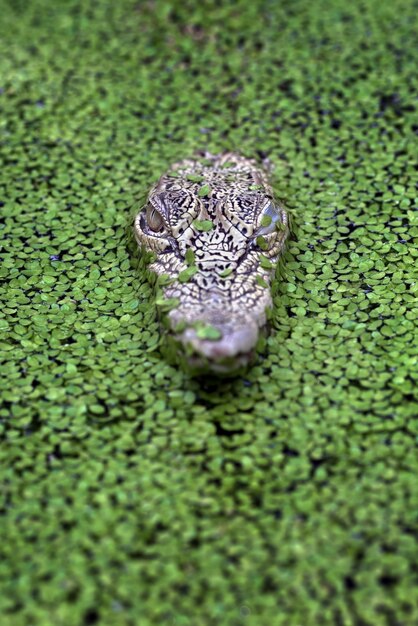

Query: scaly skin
134,152,289,374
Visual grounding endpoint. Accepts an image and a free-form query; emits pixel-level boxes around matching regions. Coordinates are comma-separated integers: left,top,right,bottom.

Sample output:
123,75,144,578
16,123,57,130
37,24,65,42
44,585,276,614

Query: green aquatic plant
0,0,417,624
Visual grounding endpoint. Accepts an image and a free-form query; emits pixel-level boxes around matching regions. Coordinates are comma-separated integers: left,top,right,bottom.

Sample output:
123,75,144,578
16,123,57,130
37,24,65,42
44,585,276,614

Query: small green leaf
173,320,187,333
194,219,213,232
155,296,180,312
144,250,157,264
185,248,196,266
256,235,269,250
220,267,233,278
156,273,172,286
178,266,198,283
187,174,204,183
89,404,105,415
195,324,223,340
260,215,272,227
276,221,287,232
256,275,268,288
249,184,263,190
198,184,211,197
260,254,274,270
94,287,107,298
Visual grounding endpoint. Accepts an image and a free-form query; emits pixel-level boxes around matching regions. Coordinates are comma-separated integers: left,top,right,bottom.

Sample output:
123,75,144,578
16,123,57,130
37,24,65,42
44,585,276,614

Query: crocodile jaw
182,322,258,359
165,290,271,375
179,320,259,374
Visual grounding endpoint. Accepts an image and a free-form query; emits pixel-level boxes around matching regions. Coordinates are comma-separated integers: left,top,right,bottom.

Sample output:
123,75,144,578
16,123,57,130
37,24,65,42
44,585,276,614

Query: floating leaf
259,254,274,270
155,296,180,312
256,275,269,288
193,219,213,232
198,184,211,197
156,273,173,286
260,215,272,227
185,248,196,266
178,266,198,283
187,174,204,183
256,235,269,250
195,324,223,340
173,320,187,333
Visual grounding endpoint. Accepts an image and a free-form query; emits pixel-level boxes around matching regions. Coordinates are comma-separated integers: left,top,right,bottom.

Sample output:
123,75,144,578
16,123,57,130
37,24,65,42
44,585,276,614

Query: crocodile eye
256,202,281,235
146,205,164,232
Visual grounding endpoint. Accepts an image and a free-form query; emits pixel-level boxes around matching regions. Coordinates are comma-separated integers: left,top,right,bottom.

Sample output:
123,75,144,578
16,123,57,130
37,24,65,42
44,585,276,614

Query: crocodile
134,152,289,375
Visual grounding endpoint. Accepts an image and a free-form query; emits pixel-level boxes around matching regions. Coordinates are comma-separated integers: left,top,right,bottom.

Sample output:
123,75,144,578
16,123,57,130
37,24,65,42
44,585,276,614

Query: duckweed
0,0,417,625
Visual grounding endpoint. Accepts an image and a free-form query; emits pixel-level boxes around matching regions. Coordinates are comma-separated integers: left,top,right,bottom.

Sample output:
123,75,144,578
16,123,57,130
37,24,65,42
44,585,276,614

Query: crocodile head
134,152,289,375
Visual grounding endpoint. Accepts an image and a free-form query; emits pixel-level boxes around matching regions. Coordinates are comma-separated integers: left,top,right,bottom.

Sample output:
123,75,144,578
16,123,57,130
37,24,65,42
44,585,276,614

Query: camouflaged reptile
134,152,289,375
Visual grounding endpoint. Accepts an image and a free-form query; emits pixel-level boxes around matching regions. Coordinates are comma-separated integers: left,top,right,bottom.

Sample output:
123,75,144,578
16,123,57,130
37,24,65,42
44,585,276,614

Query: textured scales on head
134,152,289,375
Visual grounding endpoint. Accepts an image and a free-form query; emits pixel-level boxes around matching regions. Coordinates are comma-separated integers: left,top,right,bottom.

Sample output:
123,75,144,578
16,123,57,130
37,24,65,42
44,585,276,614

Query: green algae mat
1,1,417,624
